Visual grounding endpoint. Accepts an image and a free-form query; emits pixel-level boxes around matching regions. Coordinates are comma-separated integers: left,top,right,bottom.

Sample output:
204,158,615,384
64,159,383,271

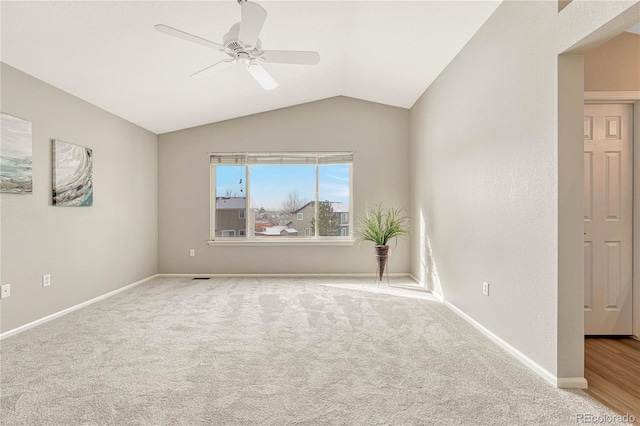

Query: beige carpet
0,277,625,425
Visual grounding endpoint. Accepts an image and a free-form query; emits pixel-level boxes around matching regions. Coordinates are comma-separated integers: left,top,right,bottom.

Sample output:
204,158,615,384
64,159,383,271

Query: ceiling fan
155,0,320,90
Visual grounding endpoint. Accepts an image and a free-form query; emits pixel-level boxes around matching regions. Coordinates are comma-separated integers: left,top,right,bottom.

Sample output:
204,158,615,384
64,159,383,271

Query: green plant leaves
354,203,410,246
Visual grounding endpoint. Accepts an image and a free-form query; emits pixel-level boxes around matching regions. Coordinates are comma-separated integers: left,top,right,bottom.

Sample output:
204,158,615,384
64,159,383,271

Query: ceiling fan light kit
155,0,320,91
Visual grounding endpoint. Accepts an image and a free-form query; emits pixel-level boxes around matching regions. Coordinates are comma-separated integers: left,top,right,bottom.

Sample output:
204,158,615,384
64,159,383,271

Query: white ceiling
1,1,501,134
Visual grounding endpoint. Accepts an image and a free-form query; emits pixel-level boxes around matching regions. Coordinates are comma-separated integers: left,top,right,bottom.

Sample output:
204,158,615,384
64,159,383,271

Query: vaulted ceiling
1,1,502,134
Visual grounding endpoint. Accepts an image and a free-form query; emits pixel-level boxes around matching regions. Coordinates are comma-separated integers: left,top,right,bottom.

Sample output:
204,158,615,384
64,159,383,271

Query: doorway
583,103,634,335
583,98,639,421
557,0,640,396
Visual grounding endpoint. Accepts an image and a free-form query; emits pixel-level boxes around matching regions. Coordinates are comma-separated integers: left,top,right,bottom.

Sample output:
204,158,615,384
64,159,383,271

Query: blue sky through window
319,164,350,204
215,165,246,198
216,164,350,210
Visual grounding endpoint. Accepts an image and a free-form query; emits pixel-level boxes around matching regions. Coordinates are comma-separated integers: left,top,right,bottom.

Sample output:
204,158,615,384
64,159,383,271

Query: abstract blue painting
53,139,93,206
1,113,33,194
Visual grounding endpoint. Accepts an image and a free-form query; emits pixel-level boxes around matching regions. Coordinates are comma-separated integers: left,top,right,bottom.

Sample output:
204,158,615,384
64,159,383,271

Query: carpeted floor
0,277,626,425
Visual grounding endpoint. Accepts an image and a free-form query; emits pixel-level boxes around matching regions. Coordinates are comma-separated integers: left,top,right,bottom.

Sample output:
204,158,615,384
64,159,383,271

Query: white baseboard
158,272,412,278
557,377,589,389
443,300,587,389
0,274,159,341
408,274,444,301
432,293,445,303
408,274,422,286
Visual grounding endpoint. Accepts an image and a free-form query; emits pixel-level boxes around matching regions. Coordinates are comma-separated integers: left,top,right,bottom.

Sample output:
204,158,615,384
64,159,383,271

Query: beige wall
0,63,158,333
409,0,639,384
585,32,640,91
158,96,410,274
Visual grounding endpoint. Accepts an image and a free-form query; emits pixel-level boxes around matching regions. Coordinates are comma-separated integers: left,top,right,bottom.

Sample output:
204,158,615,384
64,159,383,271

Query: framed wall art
52,139,93,206
1,113,33,194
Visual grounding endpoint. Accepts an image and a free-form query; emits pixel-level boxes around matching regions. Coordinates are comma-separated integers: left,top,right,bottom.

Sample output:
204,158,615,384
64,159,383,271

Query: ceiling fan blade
155,24,224,50
261,50,320,65
191,60,236,78
246,62,277,90
238,1,267,49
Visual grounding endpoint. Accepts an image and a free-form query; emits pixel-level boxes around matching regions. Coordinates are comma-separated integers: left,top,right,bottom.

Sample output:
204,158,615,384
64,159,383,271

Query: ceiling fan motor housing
223,22,262,60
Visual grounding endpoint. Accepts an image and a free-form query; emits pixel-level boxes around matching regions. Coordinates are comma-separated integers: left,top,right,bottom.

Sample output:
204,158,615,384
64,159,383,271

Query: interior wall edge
634,100,640,339
557,53,586,379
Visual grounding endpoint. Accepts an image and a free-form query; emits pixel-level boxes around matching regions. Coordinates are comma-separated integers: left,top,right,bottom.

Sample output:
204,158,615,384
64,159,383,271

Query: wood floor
584,337,640,422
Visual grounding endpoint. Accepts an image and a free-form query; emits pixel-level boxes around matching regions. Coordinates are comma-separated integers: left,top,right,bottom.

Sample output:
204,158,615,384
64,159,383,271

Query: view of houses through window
211,152,352,240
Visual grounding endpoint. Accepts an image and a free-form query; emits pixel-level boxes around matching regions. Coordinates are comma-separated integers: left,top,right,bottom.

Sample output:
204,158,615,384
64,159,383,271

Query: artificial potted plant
355,203,410,281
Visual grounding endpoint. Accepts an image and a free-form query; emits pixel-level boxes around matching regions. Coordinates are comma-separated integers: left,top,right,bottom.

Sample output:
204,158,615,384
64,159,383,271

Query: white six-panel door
584,104,633,335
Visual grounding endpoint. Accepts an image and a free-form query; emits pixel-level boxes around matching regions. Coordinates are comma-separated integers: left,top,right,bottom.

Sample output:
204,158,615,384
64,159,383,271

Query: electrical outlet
482,281,490,296
43,274,51,287
189,249,195,257
1,284,11,299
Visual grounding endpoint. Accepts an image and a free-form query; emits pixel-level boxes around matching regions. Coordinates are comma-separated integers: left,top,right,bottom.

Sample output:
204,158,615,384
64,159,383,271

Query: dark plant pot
375,245,390,281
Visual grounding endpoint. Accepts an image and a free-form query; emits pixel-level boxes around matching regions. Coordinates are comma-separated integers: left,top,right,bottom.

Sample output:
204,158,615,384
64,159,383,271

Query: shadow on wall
419,208,444,298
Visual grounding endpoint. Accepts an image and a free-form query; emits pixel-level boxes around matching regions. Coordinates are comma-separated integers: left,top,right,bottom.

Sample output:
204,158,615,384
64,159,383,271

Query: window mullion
210,164,216,241
349,163,353,238
246,163,251,238
314,158,319,238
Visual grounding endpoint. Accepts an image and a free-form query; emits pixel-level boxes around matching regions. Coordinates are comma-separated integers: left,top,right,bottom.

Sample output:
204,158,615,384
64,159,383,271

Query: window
210,152,353,243
213,165,246,238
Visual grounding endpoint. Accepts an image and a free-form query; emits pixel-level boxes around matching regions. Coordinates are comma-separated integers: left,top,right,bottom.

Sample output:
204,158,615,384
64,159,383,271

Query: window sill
207,238,355,247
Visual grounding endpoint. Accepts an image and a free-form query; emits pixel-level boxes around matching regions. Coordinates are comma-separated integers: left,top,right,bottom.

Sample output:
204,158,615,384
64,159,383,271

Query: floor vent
192,277,211,280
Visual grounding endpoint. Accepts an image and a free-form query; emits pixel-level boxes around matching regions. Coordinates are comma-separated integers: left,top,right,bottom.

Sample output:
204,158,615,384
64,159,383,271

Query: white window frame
341,227,348,237
239,210,245,220
221,230,236,237
239,229,246,236
297,213,304,221
209,151,354,246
